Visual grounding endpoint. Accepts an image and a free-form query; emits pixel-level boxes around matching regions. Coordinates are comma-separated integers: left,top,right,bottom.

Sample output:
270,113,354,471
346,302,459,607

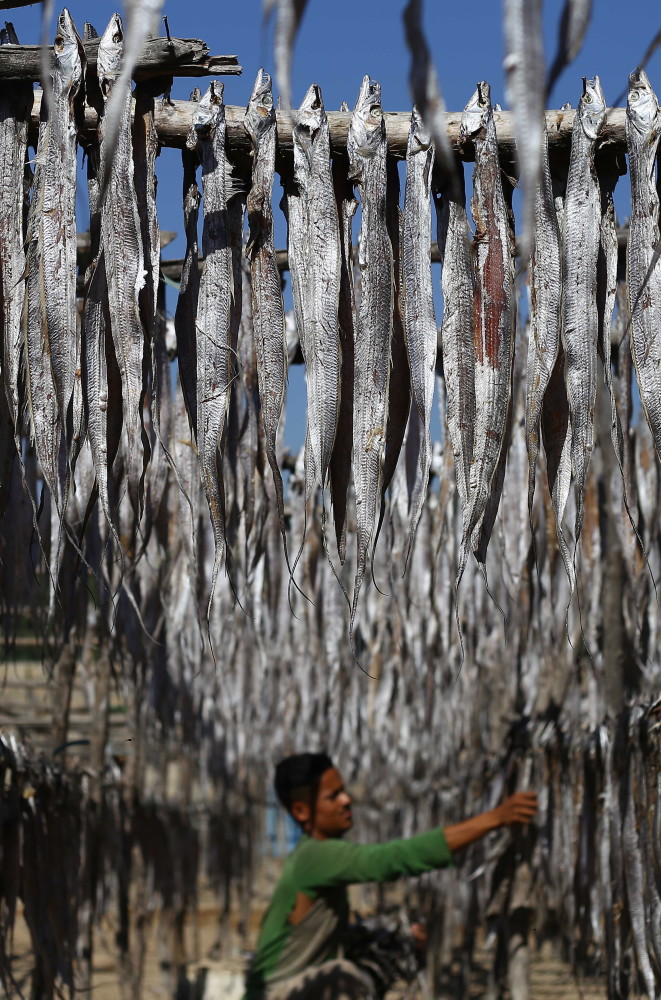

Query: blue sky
7,0,661,449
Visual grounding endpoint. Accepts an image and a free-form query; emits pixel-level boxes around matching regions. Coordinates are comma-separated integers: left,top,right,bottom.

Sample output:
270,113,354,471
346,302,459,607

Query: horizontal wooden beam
28,90,627,162
0,36,241,80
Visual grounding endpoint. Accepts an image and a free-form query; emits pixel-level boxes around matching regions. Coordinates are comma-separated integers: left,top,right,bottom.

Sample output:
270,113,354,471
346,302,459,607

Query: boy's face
291,767,353,839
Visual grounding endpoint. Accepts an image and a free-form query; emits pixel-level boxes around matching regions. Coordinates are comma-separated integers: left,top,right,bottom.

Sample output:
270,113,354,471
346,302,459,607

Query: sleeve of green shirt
293,828,453,891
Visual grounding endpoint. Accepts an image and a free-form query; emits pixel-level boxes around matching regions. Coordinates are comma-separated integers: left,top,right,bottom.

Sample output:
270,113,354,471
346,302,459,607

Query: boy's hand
496,792,538,826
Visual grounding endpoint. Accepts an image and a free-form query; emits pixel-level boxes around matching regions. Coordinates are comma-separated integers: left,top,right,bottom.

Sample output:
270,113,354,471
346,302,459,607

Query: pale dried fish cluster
5,5,661,996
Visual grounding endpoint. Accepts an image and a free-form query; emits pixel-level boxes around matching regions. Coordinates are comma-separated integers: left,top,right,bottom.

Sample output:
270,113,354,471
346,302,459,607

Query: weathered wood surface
27,90,627,160
0,36,241,79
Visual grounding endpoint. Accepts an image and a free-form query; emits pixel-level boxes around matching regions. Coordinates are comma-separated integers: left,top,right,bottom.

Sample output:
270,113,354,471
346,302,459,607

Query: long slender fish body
627,70,661,463
526,126,562,538
562,76,606,569
263,0,308,111
329,150,357,564
98,14,150,516
175,88,201,437
190,82,234,626
402,0,456,189
244,70,290,567
379,157,410,522
41,10,84,467
435,162,474,522
98,0,164,200
457,82,515,583
403,106,436,555
347,76,393,633
0,374,15,520
0,25,31,431
546,0,594,97
288,83,341,497
503,0,545,260
24,115,64,512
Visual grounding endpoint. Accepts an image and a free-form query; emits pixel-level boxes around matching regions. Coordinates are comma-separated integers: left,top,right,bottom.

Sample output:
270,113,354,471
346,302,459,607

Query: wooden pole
0,37,241,80
27,88,628,161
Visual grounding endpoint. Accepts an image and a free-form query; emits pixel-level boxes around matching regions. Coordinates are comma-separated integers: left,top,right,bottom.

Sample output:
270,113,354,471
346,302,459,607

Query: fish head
627,69,660,137
409,104,432,153
461,81,492,139
54,9,84,92
578,76,606,139
97,13,124,93
349,75,384,158
186,81,223,149
294,84,326,167
244,68,275,144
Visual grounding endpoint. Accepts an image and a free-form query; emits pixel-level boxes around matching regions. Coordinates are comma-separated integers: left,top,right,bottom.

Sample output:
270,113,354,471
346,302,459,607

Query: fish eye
630,89,640,102
584,92,592,103
263,94,273,108
370,104,382,117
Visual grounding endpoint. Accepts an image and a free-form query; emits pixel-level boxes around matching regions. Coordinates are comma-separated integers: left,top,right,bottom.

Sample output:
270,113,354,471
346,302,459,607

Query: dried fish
244,70,290,566
627,70,661,463
458,82,515,580
40,10,85,466
263,0,308,111
435,162,474,520
99,0,164,199
329,150,357,564
189,82,234,625
525,127,562,539
175,88,201,437
98,13,150,515
562,76,606,568
402,106,436,555
287,83,341,497
0,23,31,431
503,0,545,259
378,157,410,538
547,0,594,97
347,76,393,633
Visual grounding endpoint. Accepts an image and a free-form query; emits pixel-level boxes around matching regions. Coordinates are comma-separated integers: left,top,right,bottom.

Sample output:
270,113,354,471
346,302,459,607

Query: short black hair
274,753,334,813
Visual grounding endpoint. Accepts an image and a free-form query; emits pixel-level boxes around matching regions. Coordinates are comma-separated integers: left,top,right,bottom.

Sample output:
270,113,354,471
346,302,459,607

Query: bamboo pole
28,88,628,160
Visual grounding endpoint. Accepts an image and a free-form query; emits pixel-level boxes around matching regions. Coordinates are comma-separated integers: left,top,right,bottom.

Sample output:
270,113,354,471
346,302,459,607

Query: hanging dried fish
562,76,606,570
99,0,164,200
377,157,410,543
263,0,308,111
42,10,85,466
457,82,515,581
525,126,562,538
627,70,661,463
244,70,290,566
175,88,201,437
503,0,545,259
98,13,150,515
24,108,64,515
287,83,341,498
347,76,393,634
0,384,15,521
329,148,357,564
402,106,436,555
435,162,474,522
0,23,31,431
189,82,235,626
546,0,594,97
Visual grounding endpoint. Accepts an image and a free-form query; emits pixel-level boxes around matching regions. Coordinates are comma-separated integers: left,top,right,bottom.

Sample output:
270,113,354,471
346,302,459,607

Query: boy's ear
290,800,311,826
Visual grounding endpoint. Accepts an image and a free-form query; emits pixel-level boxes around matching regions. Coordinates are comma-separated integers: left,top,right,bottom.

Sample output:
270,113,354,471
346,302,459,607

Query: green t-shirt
244,827,453,997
